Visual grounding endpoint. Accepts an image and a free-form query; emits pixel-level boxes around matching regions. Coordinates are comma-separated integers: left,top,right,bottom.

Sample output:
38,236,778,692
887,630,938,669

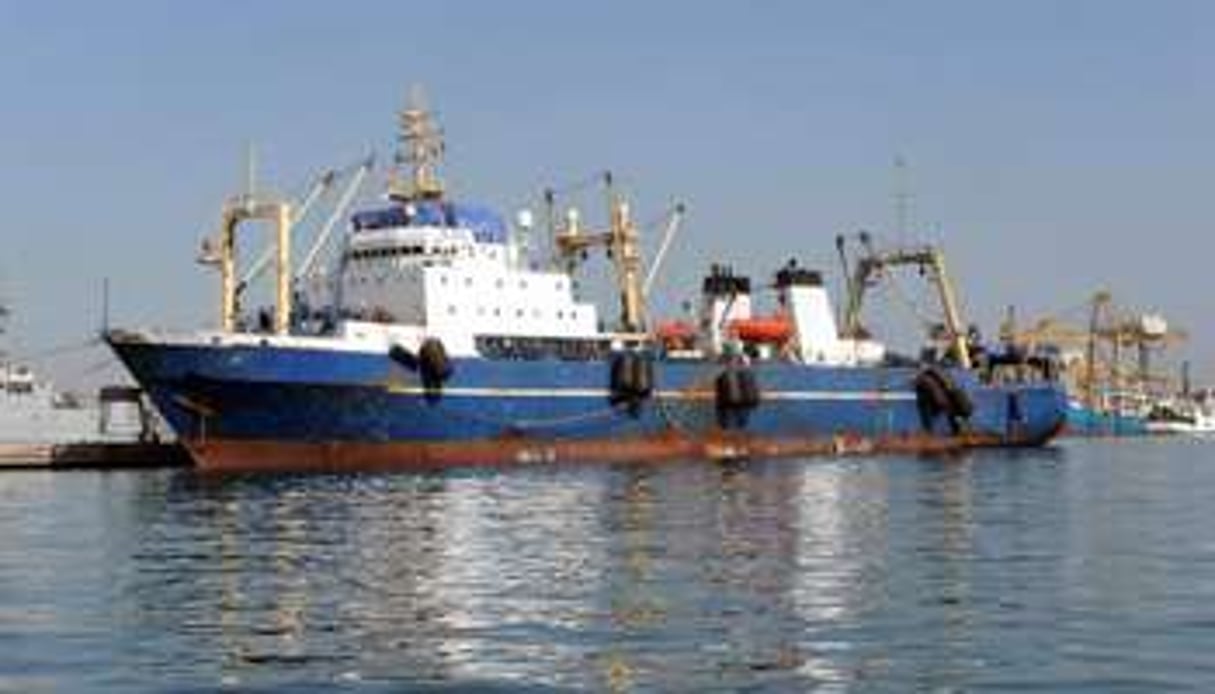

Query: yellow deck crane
838,232,972,369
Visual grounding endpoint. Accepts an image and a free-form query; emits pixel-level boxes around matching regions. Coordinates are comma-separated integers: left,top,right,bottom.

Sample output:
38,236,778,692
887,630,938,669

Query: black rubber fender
737,368,760,409
417,338,452,404
914,368,953,413
418,338,453,383
609,352,653,415
920,366,973,418
629,353,654,398
715,366,760,429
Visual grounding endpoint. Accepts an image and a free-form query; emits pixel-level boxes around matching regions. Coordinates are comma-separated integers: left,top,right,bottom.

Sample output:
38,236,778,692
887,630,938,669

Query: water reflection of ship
182,473,611,687
120,457,1087,689
596,462,897,688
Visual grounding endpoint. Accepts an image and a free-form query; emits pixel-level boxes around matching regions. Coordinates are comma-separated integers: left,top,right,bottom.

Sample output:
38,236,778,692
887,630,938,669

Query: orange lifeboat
727,316,793,344
655,320,698,349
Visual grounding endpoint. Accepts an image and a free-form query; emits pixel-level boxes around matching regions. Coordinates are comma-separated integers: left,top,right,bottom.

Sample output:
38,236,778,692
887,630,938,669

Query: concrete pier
0,441,191,470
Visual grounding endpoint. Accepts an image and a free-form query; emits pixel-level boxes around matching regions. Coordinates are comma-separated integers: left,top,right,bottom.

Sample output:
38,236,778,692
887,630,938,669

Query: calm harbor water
3,439,1215,691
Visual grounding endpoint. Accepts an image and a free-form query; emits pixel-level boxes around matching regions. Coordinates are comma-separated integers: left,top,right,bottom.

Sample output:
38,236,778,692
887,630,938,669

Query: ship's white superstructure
338,219,599,344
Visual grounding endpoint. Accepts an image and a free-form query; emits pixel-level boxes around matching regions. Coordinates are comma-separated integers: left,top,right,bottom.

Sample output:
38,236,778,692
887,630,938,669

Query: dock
0,441,191,470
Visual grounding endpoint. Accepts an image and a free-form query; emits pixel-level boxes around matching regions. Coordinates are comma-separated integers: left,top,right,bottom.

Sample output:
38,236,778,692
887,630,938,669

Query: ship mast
0,292,8,363
389,86,445,202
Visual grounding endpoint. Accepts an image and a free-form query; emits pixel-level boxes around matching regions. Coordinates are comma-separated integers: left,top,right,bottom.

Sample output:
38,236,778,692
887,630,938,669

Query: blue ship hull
1065,403,1150,437
108,334,1068,471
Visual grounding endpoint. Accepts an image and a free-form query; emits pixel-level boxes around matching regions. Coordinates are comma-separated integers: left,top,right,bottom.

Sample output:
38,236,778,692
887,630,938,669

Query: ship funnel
700,264,752,355
776,263,838,363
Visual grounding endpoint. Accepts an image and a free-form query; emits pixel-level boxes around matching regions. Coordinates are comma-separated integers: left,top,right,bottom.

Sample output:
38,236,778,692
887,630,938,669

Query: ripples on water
3,439,1215,691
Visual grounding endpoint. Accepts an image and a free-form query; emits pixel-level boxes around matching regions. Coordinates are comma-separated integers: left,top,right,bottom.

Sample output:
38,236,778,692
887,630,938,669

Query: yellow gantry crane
1001,290,1186,412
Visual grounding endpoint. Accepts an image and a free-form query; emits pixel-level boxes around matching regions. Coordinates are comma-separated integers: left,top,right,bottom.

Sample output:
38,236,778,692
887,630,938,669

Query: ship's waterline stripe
382,384,916,401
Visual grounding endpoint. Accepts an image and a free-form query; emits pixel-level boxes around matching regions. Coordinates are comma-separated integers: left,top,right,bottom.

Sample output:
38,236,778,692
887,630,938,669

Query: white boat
1144,398,1215,436
0,300,105,444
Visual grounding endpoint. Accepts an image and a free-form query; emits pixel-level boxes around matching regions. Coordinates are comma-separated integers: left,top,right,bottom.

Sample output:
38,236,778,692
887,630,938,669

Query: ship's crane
296,155,374,280
838,231,972,369
234,167,339,294
549,172,648,334
642,202,687,298
196,154,376,333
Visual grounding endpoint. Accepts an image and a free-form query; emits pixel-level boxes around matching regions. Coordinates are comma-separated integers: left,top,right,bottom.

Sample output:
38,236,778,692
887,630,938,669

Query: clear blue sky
1,1,1212,386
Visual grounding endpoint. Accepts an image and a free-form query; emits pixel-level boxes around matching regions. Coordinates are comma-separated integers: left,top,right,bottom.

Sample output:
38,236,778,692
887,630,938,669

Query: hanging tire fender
914,368,952,414
418,338,453,389
915,366,973,419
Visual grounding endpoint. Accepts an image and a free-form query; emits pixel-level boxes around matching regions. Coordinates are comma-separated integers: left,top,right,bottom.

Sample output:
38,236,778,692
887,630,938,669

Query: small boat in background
1145,397,1215,436
0,300,103,444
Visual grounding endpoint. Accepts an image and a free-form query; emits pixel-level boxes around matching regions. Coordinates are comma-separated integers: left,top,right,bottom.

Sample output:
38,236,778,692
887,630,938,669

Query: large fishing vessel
107,94,1067,471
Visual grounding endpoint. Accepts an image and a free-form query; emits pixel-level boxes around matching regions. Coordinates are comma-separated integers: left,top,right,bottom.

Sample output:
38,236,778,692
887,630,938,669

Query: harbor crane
1003,290,1186,412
